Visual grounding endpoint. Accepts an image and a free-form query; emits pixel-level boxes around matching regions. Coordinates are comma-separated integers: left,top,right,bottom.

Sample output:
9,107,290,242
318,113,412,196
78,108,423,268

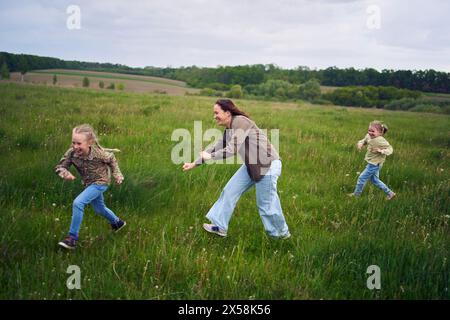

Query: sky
1,0,449,71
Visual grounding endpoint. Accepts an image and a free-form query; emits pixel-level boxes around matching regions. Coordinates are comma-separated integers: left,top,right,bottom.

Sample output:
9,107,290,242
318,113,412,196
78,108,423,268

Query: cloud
0,0,449,71
364,0,450,51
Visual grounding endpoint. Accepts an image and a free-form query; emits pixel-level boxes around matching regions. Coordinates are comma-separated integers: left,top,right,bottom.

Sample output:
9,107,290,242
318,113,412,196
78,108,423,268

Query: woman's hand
183,163,196,171
200,151,212,160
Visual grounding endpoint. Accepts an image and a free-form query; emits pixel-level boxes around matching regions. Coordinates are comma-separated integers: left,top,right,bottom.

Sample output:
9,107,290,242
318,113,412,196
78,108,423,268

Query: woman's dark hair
215,99,249,118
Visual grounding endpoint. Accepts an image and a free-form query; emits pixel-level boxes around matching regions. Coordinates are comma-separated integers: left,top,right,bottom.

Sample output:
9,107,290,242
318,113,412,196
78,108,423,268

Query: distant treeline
0,51,135,76
156,65,450,94
199,80,450,115
1,51,449,93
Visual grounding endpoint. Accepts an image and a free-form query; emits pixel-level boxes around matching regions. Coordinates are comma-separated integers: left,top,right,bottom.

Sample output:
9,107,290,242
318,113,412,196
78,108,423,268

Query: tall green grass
0,83,448,299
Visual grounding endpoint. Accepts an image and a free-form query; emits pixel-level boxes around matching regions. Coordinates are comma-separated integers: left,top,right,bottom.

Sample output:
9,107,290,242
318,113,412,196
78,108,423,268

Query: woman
183,99,290,239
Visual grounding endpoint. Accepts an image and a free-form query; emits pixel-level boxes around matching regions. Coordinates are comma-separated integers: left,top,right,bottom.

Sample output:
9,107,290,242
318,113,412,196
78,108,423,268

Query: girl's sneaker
58,236,77,250
111,220,127,232
347,193,360,198
387,192,396,200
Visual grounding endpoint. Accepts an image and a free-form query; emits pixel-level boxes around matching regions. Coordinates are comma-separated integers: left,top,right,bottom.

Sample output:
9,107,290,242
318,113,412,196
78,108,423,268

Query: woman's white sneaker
202,223,227,237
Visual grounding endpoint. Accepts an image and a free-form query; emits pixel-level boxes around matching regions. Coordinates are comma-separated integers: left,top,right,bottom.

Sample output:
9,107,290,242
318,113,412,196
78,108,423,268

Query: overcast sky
1,0,449,71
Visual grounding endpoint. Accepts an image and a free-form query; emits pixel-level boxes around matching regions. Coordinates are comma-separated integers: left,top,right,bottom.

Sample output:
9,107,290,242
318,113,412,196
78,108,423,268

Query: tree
99,81,104,89
275,87,287,99
298,79,321,101
18,56,28,82
258,79,293,97
200,88,222,97
82,76,90,87
0,62,10,79
117,83,125,91
228,84,243,99
53,74,57,85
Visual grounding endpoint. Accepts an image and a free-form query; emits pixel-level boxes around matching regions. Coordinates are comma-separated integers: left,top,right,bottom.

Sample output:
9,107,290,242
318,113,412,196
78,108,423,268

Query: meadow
0,82,448,299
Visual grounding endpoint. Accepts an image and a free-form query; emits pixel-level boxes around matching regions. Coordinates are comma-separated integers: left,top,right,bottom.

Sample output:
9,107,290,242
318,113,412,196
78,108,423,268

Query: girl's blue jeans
69,184,120,238
206,160,290,238
354,162,393,195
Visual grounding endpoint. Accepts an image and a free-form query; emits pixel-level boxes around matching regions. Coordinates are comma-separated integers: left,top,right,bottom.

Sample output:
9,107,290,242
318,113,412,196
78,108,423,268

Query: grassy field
8,69,200,95
0,82,449,300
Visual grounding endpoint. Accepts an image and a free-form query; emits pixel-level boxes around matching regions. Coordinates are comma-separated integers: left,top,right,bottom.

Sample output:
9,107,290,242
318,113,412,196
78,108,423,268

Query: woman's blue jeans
206,160,290,237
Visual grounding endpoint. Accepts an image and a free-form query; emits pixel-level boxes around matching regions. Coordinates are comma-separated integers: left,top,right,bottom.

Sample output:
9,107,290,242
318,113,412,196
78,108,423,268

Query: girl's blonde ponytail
370,120,388,135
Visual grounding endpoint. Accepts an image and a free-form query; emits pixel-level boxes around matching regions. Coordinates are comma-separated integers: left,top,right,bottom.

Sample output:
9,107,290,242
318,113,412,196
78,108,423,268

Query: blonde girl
55,124,126,249
349,120,396,200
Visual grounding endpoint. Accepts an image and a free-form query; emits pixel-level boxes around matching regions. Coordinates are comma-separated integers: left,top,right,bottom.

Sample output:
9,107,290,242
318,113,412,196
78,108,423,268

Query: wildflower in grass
331,221,341,229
